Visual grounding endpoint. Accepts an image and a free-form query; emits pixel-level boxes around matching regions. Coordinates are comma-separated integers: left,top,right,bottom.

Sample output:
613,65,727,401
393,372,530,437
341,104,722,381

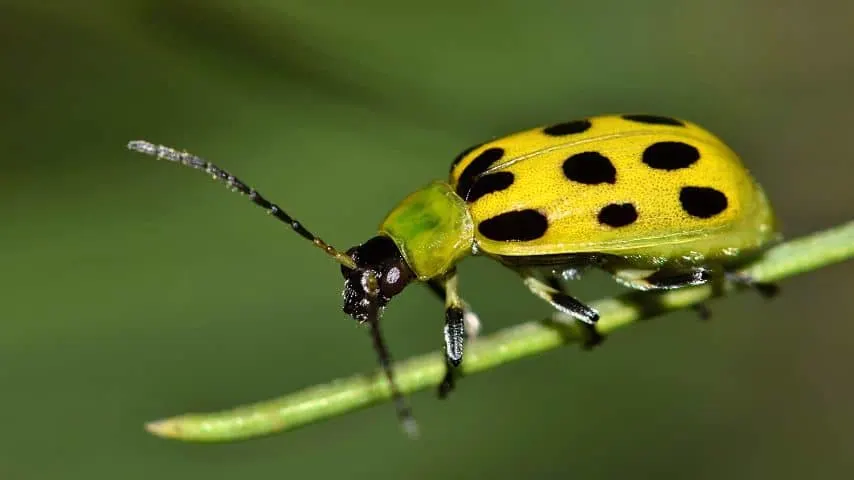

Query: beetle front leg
426,276,481,339
526,273,603,349
427,270,471,399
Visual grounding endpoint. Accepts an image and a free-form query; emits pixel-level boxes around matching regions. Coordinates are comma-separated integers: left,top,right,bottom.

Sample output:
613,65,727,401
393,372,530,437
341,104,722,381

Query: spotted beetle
128,113,780,435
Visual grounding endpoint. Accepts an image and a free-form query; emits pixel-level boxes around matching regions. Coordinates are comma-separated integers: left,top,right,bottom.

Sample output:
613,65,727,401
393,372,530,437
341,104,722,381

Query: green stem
146,220,854,442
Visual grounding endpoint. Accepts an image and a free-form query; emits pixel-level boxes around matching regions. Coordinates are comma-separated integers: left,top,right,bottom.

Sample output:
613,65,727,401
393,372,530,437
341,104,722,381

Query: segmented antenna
363,272,419,438
128,140,416,435
127,140,356,270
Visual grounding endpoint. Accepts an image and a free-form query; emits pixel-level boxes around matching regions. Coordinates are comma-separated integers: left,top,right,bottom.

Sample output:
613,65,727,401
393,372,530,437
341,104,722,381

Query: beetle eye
379,264,412,298
385,267,400,285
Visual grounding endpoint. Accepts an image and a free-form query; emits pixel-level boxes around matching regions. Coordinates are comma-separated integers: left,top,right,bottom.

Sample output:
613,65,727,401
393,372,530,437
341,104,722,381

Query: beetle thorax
378,181,474,280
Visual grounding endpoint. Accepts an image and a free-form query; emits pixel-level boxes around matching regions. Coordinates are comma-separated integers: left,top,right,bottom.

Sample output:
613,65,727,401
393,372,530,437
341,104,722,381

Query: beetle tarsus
580,323,606,350
692,303,713,321
443,306,466,366
725,272,780,298
438,360,458,399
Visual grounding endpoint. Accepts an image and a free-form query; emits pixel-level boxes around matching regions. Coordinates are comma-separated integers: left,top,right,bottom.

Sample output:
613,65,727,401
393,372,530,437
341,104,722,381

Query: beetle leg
724,271,780,298
427,269,471,399
526,273,603,349
611,267,714,291
611,267,778,321
611,267,716,320
692,303,713,321
426,277,481,339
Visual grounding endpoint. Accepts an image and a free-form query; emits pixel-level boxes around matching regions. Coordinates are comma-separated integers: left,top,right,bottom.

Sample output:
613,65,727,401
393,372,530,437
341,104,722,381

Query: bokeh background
2,1,853,479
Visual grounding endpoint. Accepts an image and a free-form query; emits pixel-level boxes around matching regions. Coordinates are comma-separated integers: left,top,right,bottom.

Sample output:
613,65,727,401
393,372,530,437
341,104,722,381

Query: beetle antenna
127,140,357,270
364,284,419,438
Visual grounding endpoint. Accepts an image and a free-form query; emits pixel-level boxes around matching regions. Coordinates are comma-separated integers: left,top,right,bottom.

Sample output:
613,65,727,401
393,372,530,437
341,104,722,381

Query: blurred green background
2,1,853,479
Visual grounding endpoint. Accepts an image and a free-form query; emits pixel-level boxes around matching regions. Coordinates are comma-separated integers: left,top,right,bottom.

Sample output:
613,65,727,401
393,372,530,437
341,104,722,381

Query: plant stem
145,220,854,442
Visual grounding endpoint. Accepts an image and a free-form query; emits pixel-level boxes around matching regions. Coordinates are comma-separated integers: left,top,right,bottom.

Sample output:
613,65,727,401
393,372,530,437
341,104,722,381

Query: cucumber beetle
128,113,780,435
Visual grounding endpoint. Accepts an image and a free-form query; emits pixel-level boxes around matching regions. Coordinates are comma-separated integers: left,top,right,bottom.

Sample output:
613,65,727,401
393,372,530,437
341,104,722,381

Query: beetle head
340,235,416,322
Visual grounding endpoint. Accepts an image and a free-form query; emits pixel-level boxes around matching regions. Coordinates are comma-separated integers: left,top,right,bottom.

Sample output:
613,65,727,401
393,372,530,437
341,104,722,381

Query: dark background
2,1,853,478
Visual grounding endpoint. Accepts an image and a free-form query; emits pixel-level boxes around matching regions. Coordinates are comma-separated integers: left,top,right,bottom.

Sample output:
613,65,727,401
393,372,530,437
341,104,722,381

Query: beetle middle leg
523,271,604,349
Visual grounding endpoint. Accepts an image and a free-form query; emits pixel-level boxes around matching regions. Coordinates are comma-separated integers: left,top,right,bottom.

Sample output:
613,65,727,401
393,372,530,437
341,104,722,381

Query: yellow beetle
129,113,780,435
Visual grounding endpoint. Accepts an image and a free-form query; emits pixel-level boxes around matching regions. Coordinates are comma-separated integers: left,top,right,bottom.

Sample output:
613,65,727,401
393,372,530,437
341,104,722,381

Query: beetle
128,113,780,435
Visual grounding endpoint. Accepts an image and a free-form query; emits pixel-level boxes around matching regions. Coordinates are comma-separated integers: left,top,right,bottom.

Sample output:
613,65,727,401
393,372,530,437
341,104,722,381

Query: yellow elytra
446,113,778,264
128,113,780,436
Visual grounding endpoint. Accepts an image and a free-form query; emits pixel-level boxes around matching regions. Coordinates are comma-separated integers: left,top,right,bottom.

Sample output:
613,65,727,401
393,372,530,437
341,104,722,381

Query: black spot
562,152,617,185
478,209,548,242
465,172,514,203
643,142,700,170
642,141,700,171
597,203,638,228
543,119,592,136
680,186,728,218
622,114,685,126
455,147,505,198
449,143,483,172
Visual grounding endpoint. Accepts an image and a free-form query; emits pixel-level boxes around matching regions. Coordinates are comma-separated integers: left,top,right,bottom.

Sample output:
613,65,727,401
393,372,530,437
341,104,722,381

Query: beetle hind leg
611,267,716,320
526,273,604,349
611,266,714,291
611,266,779,321
724,271,780,299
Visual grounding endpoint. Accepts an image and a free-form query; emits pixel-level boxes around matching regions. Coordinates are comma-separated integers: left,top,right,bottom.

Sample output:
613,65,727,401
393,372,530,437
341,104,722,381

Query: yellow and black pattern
448,114,775,259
